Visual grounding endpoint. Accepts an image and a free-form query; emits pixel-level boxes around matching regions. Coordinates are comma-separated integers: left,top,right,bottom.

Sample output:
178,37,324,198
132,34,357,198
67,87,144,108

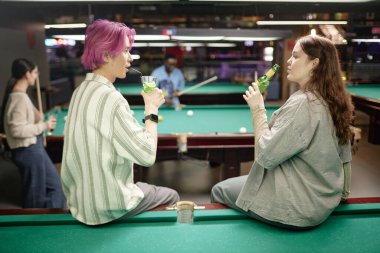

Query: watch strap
143,114,159,123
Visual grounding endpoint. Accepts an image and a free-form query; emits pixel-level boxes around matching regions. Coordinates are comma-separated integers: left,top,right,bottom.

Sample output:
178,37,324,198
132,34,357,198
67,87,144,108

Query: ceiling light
352,39,380,43
132,43,149,47
207,43,237,47
224,37,281,41
134,35,170,41
257,21,347,25
45,23,87,29
172,36,224,41
179,43,205,47
147,42,177,47
131,55,140,60
53,35,85,41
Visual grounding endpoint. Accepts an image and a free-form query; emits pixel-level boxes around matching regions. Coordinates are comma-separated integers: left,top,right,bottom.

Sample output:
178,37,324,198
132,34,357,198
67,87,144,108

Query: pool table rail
347,85,380,144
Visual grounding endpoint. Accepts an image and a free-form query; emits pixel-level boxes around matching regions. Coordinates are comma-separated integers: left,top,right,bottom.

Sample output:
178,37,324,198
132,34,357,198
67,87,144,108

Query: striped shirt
61,73,156,225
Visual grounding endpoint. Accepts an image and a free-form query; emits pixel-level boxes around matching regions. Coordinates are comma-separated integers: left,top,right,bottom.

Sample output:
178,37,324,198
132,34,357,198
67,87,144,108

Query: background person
151,54,185,107
1,58,65,208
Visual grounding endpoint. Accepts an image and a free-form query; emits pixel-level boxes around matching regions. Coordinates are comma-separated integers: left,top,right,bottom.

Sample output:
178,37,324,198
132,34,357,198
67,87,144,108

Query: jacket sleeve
250,106,269,159
256,98,319,170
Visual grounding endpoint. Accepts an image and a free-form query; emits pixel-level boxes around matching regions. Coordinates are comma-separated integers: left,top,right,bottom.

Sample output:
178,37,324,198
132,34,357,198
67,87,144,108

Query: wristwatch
142,114,159,123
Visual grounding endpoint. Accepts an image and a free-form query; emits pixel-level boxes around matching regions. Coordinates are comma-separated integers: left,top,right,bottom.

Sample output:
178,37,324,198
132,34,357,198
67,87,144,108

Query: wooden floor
349,111,380,198
0,111,379,208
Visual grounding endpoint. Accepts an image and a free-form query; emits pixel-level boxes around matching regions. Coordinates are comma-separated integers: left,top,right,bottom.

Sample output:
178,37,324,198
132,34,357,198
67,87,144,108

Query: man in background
151,54,185,107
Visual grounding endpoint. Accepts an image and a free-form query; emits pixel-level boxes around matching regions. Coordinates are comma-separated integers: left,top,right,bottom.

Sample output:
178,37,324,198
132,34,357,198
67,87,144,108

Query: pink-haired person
61,19,179,225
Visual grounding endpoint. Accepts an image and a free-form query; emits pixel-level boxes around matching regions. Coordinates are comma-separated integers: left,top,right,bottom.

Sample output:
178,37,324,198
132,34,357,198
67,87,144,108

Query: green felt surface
346,84,380,101
48,105,279,136
116,82,248,95
0,204,380,253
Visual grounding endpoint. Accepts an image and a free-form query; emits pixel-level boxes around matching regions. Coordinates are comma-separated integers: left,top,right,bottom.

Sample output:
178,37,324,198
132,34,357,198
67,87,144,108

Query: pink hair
81,19,136,70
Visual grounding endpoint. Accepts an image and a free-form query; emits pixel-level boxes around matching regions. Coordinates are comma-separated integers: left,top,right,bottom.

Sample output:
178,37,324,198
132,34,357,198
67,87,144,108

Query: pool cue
178,76,218,96
35,68,43,114
35,68,47,146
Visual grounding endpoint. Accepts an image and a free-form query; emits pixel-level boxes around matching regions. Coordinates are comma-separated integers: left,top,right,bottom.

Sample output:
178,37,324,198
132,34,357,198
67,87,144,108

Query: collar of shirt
85,73,115,90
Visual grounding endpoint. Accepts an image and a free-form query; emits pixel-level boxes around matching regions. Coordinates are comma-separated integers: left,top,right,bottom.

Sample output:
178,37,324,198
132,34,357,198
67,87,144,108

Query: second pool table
46,105,280,181
346,84,380,144
115,82,249,105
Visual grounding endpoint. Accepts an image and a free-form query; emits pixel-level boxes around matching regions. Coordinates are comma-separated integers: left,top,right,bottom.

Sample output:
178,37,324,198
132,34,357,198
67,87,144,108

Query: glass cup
46,111,57,136
141,76,157,93
176,201,195,224
177,134,188,153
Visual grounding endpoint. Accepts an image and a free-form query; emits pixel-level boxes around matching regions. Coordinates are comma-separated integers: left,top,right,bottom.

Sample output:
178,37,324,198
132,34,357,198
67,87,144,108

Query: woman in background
2,58,65,208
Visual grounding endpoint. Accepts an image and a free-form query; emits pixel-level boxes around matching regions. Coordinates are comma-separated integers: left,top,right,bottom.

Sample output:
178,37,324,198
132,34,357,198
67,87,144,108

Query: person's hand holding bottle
243,82,265,112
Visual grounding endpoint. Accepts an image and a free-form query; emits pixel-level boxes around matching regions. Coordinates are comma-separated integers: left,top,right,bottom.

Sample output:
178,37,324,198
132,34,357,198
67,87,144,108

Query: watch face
150,114,158,121
144,114,158,123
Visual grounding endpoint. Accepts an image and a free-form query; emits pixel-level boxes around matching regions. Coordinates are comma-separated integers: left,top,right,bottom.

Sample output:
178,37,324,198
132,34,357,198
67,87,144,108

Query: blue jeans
11,135,65,208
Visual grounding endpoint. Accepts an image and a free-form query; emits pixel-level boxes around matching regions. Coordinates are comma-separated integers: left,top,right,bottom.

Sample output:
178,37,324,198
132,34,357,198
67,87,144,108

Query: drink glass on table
141,76,157,93
176,201,195,224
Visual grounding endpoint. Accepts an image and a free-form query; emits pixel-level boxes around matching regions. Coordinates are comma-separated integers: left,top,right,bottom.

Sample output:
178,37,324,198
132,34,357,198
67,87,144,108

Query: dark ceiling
0,1,379,42
1,1,380,25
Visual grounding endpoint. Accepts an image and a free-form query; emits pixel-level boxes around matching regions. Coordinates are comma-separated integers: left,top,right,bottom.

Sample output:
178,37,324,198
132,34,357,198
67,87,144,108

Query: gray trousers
211,175,313,230
123,182,180,218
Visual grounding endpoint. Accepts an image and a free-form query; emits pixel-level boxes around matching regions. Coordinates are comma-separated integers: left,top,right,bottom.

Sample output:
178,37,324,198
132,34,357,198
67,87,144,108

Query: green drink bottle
257,64,280,93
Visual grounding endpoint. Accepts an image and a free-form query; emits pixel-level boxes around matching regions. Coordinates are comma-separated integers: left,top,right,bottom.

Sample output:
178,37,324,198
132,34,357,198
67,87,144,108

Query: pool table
46,105,280,181
115,82,248,105
346,84,380,144
1,201,380,253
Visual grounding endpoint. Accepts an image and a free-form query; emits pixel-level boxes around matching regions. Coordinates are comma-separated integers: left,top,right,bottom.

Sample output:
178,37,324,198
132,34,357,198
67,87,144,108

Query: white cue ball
64,116,67,121
239,127,247,133
187,110,194,116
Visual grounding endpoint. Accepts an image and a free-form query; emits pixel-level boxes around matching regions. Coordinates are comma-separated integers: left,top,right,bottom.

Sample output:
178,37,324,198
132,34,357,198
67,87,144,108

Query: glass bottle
257,64,280,93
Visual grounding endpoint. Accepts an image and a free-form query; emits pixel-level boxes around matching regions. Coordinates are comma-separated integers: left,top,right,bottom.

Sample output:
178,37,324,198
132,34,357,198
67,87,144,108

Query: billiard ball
64,116,67,121
187,110,194,116
158,115,163,122
239,127,247,133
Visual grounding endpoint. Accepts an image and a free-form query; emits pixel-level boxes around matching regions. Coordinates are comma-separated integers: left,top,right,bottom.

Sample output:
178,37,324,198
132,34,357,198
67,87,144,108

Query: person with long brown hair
211,35,354,229
1,58,65,208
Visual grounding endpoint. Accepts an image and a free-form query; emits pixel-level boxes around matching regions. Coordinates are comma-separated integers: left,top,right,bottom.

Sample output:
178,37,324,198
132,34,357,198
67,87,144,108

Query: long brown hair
1,58,36,133
298,35,353,145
